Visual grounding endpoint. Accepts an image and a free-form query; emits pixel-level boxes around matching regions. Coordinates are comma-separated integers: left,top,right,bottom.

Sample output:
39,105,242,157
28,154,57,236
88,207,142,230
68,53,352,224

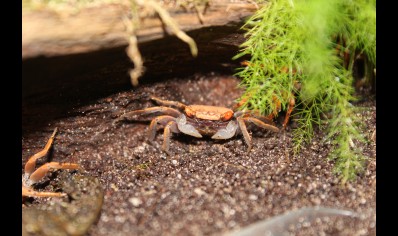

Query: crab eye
185,107,195,118
221,111,234,121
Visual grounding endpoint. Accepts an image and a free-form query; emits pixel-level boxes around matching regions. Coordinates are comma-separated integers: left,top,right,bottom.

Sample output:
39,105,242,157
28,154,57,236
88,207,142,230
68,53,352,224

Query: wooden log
22,0,258,59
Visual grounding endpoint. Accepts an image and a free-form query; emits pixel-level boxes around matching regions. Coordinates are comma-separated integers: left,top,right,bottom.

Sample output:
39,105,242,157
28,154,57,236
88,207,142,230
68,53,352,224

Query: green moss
234,0,375,183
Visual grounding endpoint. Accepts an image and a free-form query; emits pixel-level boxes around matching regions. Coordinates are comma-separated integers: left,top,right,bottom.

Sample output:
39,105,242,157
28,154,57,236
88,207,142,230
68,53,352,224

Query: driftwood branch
22,0,258,59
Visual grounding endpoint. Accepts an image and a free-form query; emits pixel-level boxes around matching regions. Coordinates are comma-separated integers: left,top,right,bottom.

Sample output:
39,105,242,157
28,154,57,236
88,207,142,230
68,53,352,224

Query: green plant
233,0,375,183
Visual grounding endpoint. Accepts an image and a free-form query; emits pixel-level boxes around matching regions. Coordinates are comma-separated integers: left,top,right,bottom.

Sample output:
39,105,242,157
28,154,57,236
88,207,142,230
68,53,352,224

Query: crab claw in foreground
22,128,81,198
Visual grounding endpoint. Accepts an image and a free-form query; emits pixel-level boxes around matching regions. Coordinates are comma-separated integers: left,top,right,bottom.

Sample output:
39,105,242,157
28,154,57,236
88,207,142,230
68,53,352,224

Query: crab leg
22,185,66,198
243,117,280,133
150,96,187,110
282,97,295,129
24,128,58,175
28,162,80,183
119,107,181,121
237,116,252,152
162,121,180,155
237,116,279,152
148,115,177,141
235,111,276,126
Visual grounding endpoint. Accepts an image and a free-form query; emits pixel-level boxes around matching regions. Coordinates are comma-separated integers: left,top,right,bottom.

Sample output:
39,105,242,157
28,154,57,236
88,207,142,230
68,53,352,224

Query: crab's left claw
211,121,238,139
176,115,202,138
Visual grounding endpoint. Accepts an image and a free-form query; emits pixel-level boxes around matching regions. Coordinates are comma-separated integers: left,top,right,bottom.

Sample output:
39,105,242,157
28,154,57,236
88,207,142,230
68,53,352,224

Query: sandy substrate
22,73,376,236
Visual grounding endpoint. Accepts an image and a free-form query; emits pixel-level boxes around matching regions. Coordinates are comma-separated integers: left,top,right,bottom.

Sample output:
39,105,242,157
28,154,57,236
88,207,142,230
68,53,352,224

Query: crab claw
176,114,202,138
211,120,238,139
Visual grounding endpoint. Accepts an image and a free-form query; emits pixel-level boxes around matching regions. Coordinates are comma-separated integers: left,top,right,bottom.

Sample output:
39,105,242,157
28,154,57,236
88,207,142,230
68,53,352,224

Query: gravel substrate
22,73,376,236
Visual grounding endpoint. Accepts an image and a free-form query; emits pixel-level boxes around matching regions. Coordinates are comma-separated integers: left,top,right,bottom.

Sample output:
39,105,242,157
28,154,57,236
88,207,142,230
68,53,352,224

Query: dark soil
22,72,376,236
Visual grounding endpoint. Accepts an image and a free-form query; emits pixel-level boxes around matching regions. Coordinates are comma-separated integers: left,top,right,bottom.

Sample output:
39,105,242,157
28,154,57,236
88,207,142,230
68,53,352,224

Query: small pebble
129,197,142,207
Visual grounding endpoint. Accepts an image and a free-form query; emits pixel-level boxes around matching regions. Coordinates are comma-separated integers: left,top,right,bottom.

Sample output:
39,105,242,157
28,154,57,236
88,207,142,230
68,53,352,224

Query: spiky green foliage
233,0,300,116
325,69,367,184
343,0,376,66
234,0,375,183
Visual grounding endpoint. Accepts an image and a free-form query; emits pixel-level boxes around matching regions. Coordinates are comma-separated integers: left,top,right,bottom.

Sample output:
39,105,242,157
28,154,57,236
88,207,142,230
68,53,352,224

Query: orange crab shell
184,105,234,121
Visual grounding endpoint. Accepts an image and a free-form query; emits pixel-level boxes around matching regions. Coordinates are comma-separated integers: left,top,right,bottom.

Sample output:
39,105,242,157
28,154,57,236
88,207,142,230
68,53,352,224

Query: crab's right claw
176,115,202,138
211,121,238,139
